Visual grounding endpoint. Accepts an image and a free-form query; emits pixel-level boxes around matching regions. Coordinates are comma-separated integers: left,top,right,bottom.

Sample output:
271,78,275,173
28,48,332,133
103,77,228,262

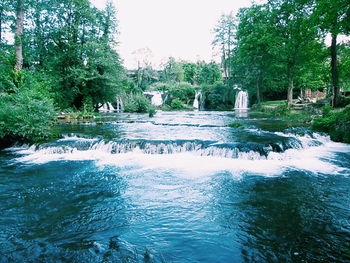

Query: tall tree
14,0,24,70
268,0,320,107
315,0,350,106
234,4,278,104
161,57,184,83
213,12,236,85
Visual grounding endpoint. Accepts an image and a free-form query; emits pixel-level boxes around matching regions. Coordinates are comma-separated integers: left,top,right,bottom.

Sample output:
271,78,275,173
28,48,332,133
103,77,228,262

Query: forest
0,0,350,145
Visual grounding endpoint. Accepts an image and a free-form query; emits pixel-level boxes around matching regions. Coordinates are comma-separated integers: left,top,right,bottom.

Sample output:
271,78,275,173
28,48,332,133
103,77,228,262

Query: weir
21,131,327,162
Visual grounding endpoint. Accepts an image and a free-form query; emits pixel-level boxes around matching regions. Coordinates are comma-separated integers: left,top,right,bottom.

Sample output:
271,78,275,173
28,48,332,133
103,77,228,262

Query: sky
92,0,252,69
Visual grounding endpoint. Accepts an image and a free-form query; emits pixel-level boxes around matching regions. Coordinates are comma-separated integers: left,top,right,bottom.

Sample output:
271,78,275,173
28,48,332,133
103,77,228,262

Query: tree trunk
287,70,294,108
256,75,261,104
15,0,24,70
330,33,340,107
0,8,3,45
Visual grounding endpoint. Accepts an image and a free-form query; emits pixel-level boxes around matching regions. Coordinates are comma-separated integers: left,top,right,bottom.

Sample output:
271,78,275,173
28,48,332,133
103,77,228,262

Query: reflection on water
234,109,249,118
1,111,350,262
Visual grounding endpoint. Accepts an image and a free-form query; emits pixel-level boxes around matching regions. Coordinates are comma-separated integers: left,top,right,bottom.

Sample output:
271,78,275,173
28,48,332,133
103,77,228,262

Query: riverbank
252,101,350,143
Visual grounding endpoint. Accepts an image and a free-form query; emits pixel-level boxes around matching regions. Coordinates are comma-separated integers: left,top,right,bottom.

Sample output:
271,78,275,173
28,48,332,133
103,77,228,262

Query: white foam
10,132,350,178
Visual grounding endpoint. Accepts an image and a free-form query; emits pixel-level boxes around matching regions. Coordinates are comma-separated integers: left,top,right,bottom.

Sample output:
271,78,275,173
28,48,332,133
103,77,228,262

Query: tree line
1,0,124,110
0,0,126,145
213,0,350,107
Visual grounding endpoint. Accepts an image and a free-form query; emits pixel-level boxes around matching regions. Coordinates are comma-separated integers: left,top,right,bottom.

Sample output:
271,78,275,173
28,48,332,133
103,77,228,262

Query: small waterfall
234,90,249,109
116,97,124,112
193,91,201,110
144,91,163,106
20,132,328,161
99,102,115,112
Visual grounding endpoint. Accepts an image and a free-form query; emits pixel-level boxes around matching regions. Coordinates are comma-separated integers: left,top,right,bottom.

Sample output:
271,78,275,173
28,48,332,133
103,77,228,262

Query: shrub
148,106,156,117
168,82,195,105
123,94,152,113
151,82,195,106
202,82,234,110
0,91,56,146
270,103,290,117
170,99,186,110
312,105,350,143
228,122,243,128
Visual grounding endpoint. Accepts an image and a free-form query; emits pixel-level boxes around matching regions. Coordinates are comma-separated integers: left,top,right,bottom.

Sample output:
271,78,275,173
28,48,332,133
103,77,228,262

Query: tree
315,0,350,106
131,48,158,90
195,61,222,85
212,12,236,85
24,0,125,110
14,0,24,70
161,57,184,83
234,4,278,104
0,0,12,46
267,0,320,107
182,62,198,85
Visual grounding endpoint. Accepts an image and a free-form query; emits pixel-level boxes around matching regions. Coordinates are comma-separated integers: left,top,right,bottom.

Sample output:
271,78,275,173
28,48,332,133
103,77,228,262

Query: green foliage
161,57,184,83
202,82,234,110
322,104,333,117
170,99,186,110
0,50,16,93
0,89,56,145
82,96,94,113
228,122,243,128
123,94,152,113
168,82,195,105
151,82,195,106
20,0,125,111
195,62,222,85
148,106,156,117
312,105,350,143
212,12,236,84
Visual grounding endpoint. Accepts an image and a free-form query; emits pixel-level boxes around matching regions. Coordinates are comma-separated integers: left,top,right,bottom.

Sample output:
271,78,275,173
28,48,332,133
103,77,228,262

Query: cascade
21,132,328,162
234,90,249,109
116,97,124,112
99,102,115,112
144,91,163,106
193,91,201,110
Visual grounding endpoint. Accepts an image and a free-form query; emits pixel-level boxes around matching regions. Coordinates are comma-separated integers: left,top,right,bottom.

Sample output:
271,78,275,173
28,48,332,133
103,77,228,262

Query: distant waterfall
99,102,115,112
144,91,164,106
234,91,248,109
193,91,201,110
116,97,124,112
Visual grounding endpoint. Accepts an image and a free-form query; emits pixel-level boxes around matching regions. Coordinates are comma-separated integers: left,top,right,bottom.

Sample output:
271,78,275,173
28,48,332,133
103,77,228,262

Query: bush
0,91,56,146
148,106,156,117
202,82,234,110
336,96,350,108
269,103,290,117
123,94,152,113
312,105,350,143
170,99,186,110
150,82,195,106
228,122,243,128
168,82,195,105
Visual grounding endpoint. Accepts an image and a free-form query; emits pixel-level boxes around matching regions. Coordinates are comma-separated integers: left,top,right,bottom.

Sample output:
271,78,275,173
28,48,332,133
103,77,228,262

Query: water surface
1,111,350,262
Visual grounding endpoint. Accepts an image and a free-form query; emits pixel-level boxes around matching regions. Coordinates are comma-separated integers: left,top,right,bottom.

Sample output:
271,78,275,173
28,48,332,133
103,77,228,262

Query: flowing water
235,91,249,110
1,111,350,262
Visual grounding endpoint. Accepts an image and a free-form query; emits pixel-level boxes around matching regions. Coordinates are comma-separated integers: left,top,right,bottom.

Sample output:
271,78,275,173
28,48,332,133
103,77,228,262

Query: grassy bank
254,100,350,143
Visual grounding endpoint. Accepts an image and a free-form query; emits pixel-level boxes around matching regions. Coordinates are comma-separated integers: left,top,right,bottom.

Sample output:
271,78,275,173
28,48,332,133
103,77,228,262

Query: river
1,111,350,262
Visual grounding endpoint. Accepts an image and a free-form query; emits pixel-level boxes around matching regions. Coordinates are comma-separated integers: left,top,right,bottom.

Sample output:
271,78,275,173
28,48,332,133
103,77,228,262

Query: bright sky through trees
92,0,251,69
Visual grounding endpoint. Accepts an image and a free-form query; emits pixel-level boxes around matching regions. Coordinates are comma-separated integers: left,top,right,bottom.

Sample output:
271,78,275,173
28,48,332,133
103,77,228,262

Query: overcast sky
92,0,252,69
